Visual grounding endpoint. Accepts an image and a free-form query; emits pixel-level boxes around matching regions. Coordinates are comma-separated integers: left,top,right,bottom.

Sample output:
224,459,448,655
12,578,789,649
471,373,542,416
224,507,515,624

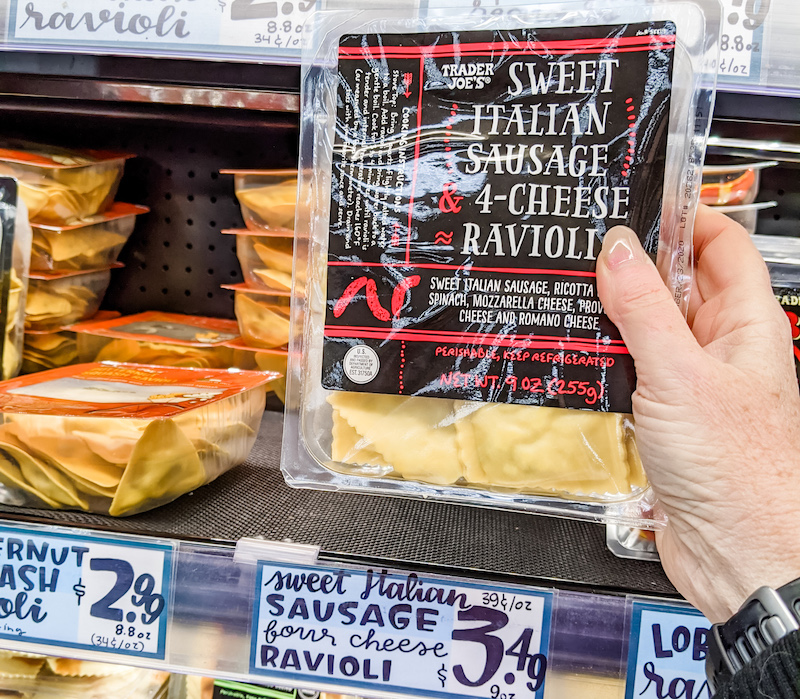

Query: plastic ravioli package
0,650,169,698
0,177,32,381
223,283,292,349
0,362,276,516
70,311,241,368
224,339,288,402
282,0,720,528
25,265,120,331
223,228,299,292
30,202,149,272
753,234,800,387
221,169,298,232
0,139,131,225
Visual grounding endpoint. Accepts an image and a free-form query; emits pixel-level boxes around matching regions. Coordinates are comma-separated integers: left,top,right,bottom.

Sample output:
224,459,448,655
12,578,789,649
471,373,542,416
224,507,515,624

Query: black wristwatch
706,578,800,693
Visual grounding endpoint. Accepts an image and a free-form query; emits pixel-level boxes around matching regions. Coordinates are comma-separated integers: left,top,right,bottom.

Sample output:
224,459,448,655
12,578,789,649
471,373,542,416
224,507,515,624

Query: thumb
596,226,699,380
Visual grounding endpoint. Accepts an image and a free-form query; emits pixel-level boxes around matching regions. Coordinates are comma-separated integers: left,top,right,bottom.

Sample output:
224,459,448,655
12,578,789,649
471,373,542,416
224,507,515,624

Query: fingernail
603,227,639,270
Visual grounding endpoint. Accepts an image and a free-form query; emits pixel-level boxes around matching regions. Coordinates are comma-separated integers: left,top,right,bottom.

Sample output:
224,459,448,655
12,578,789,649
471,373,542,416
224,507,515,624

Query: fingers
693,204,773,304
597,226,699,378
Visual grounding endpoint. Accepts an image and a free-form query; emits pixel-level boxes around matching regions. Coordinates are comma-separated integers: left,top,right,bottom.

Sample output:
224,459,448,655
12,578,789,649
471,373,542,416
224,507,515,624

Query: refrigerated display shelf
0,411,677,599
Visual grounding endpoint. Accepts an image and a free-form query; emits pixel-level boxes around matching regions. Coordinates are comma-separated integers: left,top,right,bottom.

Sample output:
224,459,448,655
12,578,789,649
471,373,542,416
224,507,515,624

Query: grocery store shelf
0,411,676,599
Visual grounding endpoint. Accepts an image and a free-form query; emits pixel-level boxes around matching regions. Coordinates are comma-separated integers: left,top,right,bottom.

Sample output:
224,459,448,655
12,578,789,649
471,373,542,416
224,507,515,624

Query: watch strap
706,579,800,693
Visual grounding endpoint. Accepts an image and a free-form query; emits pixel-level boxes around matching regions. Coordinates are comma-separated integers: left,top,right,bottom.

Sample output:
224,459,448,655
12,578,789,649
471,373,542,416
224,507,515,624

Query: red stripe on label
406,57,424,264
352,44,675,59
328,261,597,277
331,325,627,345
325,326,630,353
338,35,676,58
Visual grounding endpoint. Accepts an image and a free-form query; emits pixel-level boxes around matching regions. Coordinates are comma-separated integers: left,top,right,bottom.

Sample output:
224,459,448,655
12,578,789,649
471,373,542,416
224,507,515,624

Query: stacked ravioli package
283,0,720,528
0,362,277,516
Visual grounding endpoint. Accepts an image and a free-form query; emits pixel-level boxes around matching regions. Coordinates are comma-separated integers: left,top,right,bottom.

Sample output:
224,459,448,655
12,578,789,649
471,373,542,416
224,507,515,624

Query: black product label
774,286,800,386
322,23,675,412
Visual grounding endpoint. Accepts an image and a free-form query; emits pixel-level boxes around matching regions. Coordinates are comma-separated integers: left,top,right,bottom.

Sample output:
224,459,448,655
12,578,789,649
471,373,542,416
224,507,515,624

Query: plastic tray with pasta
220,169,297,232
223,228,297,292
0,139,132,225
223,283,291,349
26,266,119,331
30,202,149,272
700,161,777,207
70,311,240,368
0,362,277,516
0,650,170,699
224,339,287,402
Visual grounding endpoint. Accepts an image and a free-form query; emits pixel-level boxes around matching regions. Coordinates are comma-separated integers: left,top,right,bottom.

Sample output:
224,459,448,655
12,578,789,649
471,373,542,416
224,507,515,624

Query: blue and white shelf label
625,601,712,699
250,562,553,699
0,523,172,660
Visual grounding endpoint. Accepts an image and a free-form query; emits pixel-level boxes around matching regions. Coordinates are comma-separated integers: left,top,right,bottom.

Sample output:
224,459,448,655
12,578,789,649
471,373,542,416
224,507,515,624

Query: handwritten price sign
7,0,319,60
717,0,771,79
625,601,711,699
0,524,172,659
250,563,552,699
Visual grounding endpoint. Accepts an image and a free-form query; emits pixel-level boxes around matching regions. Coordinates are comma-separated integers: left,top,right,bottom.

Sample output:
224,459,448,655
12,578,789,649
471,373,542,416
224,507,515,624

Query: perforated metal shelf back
0,413,677,599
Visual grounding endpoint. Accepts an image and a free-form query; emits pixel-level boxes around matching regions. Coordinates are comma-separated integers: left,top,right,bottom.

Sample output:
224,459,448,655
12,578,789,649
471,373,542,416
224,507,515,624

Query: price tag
6,0,319,61
0,523,172,660
625,601,711,699
250,563,552,699
717,0,771,81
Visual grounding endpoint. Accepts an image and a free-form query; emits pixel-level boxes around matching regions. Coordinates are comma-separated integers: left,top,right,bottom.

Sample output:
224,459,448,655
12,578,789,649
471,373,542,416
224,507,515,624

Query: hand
596,204,800,623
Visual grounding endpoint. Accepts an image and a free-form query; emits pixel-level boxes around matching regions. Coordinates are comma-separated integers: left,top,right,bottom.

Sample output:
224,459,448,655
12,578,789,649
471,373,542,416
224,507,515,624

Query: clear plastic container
0,140,132,225
700,161,777,206
223,283,291,349
30,202,149,271
716,201,777,234
25,266,118,331
605,524,660,561
0,362,277,516
0,650,169,698
71,311,241,368
225,339,288,402
220,169,297,232
0,177,32,381
223,228,297,292
22,330,79,374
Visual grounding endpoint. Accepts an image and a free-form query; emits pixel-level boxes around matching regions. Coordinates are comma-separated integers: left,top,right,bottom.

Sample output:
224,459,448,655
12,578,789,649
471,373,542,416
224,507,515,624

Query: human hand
596,204,800,623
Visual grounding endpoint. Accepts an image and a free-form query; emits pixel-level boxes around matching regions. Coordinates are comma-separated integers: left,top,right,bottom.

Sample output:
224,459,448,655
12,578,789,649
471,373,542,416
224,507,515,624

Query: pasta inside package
0,362,278,516
283,0,719,528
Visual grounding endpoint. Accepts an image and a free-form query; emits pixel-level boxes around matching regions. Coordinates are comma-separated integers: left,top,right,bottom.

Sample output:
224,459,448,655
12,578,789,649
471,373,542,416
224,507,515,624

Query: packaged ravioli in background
224,339,288,402
282,0,720,528
220,169,298,232
21,310,121,375
223,228,299,292
223,283,292,349
699,160,777,207
0,362,277,516
0,177,32,381
25,265,120,331
0,139,132,225
70,311,240,368
753,234,800,387
30,202,149,272
0,650,170,698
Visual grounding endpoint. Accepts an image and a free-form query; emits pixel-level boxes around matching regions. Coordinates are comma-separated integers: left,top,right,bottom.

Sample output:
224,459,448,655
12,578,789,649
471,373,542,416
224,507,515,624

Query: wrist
706,578,800,693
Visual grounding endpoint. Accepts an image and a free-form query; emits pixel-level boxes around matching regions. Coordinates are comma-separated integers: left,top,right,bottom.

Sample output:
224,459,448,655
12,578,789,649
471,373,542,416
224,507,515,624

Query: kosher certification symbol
343,345,380,384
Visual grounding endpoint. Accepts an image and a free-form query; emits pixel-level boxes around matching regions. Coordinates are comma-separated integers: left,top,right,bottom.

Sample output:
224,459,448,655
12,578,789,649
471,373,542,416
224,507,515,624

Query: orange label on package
0,145,132,169
30,203,149,231
69,312,241,346
29,263,124,281
0,362,277,417
222,228,295,239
